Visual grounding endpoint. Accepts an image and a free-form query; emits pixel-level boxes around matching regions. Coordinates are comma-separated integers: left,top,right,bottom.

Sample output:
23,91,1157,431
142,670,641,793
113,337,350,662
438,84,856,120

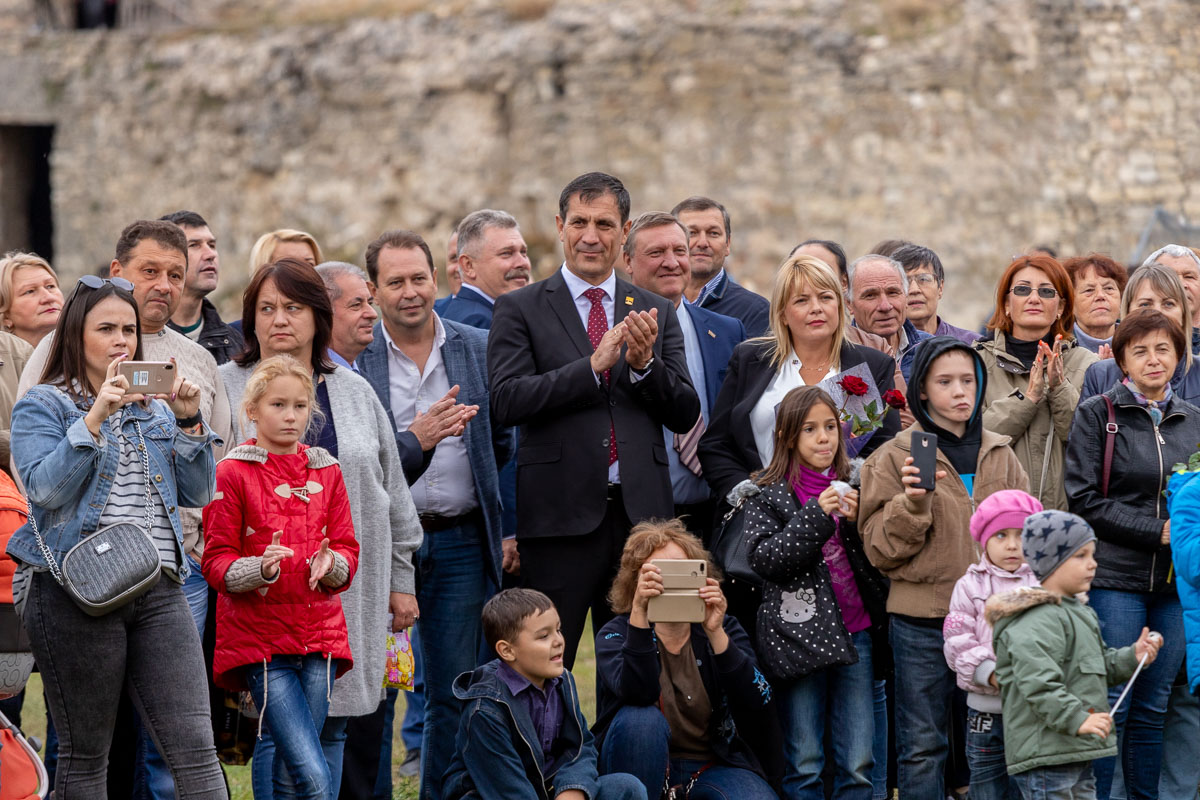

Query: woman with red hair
975,255,1097,509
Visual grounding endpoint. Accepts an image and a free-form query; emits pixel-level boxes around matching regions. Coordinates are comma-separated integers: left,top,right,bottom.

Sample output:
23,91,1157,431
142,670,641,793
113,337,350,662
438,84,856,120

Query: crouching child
987,511,1163,800
442,589,646,800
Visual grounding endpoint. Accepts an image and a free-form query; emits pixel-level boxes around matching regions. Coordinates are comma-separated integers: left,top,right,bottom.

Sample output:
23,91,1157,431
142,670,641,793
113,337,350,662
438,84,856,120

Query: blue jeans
1089,588,1186,800
777,629,875,799
246,654,333,800
140,553,210,799
1159,680,1200,800
871,678,888,800
415,520,490,800
889,615,956,800
967,709,1019,800
320,714,349,795
598,705,776,800
1011,762,1096,800
401,625,425,753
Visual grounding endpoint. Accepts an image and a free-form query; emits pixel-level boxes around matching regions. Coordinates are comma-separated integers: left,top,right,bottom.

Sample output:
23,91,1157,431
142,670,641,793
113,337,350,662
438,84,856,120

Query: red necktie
583,287,618,466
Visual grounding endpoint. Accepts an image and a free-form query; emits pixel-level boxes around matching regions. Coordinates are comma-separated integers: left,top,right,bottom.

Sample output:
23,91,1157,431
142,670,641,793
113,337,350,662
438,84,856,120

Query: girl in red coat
202,355,359,799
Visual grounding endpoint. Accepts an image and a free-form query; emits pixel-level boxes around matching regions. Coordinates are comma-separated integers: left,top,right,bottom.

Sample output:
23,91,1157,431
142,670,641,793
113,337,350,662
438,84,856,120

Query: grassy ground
12,622,599,800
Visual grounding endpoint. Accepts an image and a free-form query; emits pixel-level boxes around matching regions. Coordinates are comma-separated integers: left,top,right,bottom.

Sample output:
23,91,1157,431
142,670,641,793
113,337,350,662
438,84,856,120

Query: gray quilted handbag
27,419,161,616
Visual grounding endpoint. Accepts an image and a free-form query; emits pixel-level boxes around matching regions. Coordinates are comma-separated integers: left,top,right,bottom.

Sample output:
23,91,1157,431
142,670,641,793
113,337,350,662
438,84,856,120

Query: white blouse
750,349,838,467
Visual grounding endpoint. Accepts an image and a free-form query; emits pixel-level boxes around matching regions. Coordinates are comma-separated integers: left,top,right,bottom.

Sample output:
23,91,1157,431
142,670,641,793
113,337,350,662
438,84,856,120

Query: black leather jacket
1064,382,1200,593
168,299,244,366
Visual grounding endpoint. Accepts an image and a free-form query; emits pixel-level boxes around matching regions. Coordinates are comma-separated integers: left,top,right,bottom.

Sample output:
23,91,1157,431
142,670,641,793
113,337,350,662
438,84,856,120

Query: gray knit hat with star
1021,510,1096,581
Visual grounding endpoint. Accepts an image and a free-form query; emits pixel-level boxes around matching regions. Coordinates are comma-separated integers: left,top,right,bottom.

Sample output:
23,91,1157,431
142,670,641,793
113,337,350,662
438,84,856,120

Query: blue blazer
439,288,495,331
685,303,747,413
698,272,771,339
357,318,515,585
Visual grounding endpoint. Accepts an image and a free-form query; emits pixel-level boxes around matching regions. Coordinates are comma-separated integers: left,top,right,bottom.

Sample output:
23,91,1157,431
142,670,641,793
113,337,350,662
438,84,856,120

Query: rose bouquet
817,363,907,458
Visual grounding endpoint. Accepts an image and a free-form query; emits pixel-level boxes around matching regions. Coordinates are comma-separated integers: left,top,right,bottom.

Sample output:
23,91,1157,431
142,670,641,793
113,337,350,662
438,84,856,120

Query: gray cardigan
219,361,423,717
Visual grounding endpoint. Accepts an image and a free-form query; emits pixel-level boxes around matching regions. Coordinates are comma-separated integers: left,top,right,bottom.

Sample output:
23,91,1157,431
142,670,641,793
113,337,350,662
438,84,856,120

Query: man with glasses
847,253,931,381
894,243,980,346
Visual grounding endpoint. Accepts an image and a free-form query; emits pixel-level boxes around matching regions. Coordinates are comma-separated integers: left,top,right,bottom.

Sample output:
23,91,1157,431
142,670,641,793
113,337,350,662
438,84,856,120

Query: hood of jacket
907,336,988,475
985,586,1061,627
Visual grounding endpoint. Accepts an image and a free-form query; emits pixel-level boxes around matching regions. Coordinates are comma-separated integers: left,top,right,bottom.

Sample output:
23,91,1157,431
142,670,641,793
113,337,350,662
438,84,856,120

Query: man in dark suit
489,172,701,666
358,229,515,800
438,208,532,331
621,211,746,544
673,195,771,337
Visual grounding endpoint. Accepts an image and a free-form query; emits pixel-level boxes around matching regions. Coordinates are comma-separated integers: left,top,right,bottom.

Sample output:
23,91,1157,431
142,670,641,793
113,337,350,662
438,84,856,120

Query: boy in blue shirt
443,589,645,800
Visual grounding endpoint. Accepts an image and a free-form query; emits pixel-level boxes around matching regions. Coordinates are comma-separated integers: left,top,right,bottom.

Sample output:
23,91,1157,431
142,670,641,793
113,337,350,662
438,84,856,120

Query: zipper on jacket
1141,406,1169,592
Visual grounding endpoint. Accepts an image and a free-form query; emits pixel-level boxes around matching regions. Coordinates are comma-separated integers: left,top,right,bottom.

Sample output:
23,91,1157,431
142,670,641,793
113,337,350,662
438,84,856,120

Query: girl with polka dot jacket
745,386,888,799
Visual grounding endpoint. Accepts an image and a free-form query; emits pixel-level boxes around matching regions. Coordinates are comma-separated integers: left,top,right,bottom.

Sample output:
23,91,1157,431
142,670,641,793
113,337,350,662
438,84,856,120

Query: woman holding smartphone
859,336,1028,800
7,276,226,798
975,255,1096,510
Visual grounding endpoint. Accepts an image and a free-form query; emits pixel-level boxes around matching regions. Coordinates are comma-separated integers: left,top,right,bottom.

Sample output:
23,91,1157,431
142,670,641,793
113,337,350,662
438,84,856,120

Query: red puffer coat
202,442,360,691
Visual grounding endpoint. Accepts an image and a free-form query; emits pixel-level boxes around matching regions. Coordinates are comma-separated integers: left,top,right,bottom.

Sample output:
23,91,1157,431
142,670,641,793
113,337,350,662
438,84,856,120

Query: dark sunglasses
77,275,135,292
1010,285,1057,299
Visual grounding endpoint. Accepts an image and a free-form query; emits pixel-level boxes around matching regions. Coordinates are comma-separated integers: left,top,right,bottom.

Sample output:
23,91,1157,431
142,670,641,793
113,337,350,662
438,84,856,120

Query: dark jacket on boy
444,660,606,800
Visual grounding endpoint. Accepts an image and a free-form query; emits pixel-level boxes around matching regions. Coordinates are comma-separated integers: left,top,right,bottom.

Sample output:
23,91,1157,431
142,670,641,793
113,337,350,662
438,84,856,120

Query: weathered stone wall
1,0,1198,323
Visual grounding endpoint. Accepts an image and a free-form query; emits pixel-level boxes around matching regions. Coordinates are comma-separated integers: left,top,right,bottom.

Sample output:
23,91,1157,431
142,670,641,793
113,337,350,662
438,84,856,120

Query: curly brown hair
607,518,721,615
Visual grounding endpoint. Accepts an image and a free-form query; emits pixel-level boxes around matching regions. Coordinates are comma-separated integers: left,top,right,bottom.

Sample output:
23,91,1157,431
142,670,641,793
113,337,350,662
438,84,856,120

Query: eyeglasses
77,275,135,292
1010,285,1057,299
910,274,939,286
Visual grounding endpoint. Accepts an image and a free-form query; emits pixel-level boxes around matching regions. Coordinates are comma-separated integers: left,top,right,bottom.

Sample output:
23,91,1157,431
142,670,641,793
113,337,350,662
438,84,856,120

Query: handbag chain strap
24,416,155,586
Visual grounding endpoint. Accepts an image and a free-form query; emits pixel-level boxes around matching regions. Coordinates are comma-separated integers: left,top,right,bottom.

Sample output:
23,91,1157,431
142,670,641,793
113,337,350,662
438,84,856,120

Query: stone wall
1,0,1198,323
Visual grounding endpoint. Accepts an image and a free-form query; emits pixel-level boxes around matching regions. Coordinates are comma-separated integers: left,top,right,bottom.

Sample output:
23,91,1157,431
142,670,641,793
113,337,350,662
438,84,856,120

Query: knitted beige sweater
18,326,233,559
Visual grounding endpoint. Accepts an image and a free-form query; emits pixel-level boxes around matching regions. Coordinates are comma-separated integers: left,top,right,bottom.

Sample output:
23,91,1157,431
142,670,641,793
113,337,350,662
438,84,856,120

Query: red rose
839,375,870,397
883,389,907,410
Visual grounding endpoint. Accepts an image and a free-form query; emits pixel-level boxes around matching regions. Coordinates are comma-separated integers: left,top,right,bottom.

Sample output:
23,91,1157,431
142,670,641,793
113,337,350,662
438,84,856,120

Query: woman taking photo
1082,263,1200,404
1064,308,1200,800
1064,253,1127,355
976,254,1096,509
219,257,422,795
746,386,888,800
0,250,64,347
7,276,225,798
594,519,777,800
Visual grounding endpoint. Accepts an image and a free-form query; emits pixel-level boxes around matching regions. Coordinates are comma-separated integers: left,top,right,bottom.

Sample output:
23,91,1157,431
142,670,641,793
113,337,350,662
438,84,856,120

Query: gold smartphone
646,559,707,624
118,361,175,393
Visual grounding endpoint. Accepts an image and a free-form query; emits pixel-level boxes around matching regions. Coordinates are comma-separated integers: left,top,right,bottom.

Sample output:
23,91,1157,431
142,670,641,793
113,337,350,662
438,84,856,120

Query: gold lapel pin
624,295,634,306
707,329,716,338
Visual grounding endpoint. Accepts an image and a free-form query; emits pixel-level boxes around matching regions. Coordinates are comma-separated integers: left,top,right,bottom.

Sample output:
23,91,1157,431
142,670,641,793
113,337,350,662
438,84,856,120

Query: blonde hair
241,355,323,438
762,254,847,370
607,519,721,615
0,251,58,328
248,229,323,277
1122,263,1193,369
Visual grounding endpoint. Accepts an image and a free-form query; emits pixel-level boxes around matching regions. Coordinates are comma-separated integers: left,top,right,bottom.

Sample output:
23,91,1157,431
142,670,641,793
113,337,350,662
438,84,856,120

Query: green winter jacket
988,588,1139,775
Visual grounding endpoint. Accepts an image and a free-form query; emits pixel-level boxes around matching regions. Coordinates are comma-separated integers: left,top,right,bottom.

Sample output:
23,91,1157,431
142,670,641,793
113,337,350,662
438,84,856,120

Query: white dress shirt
750,349,837,467
382,315,477,515
560,264,622,484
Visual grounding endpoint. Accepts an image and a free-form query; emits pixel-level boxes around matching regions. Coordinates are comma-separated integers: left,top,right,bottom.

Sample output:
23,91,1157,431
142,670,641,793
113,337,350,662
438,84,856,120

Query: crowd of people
0,170,1199,800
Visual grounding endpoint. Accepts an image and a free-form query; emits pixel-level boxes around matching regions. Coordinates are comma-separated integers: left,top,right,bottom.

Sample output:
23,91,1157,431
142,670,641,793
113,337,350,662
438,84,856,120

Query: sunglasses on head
1010,285,1057,299
77,275,135,292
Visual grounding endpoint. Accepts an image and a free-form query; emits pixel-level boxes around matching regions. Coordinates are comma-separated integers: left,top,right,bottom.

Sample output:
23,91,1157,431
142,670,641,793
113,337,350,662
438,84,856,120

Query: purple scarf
789,464,872,633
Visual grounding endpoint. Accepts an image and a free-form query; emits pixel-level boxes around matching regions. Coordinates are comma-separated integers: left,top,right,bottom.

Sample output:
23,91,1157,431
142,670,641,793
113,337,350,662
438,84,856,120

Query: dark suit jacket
358,318,515,584
439,288,495,330
697,338,901,501
699,271,771,339
488,269,701,539
685,303,747,413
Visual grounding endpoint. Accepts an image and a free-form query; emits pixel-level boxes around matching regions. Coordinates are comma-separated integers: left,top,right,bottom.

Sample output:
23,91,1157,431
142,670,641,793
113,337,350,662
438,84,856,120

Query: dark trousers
519,486,632,669
334,695,390,800
674,498,717,547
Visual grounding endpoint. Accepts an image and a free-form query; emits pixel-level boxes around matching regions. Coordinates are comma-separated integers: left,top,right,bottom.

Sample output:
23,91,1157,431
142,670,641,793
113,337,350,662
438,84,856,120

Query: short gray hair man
457,209,521,258
847,254,908,300
316,261,371,298
1144,244,1200,327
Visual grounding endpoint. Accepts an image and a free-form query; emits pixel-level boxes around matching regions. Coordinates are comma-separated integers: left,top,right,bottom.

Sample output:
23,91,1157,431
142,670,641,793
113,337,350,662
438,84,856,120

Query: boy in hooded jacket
859,336,1029,798
988,510,1162,799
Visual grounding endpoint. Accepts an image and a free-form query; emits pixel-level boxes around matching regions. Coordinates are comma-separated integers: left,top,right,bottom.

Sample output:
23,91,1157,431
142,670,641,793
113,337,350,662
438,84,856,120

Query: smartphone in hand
910,431,939,492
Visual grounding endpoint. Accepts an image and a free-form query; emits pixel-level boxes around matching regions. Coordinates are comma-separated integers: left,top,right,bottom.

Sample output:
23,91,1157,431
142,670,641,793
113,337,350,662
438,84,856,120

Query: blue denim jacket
6,384,219,580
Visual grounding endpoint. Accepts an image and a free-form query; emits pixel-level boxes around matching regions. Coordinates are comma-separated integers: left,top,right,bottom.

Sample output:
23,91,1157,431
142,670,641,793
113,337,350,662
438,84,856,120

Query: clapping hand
308,538,335,590
623,309,659,371
261,531,295,580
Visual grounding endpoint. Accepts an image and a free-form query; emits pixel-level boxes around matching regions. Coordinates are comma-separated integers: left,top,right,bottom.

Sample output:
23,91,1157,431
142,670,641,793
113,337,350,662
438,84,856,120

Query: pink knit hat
970,490,1043,548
